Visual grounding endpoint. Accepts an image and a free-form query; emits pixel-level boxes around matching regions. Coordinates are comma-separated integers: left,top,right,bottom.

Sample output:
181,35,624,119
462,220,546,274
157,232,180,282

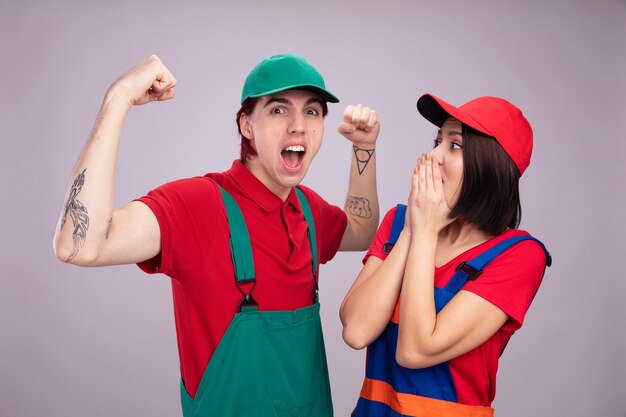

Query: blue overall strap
445,235,552,295
295,187,319,303
382,204,407,254
219,186,257,310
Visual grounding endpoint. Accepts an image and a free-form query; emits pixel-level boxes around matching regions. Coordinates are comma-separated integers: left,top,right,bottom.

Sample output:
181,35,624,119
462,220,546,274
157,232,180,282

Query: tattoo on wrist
105,217,112,239
61,169,89,262
346,196,372,219
353,145,375,175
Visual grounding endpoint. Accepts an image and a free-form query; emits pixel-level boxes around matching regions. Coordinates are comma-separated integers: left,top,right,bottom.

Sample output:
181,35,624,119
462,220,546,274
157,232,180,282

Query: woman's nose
430,147,444,164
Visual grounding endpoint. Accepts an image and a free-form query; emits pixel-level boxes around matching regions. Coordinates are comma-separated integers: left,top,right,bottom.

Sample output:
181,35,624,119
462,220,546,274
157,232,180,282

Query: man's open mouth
281,145,305,168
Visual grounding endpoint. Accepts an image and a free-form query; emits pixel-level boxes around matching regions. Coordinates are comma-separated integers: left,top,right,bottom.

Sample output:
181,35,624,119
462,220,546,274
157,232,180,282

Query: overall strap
295,187,319,303
382,204,407,254
219,186,257,311
445,235,552,295
453,235,552,358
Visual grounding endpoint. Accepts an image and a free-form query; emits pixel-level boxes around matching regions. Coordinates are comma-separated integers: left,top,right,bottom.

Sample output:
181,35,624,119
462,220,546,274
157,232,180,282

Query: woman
340,94,551,416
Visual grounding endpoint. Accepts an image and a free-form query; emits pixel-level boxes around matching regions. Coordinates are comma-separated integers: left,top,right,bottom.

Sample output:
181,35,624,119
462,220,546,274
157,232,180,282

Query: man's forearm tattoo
105,217,112,239
353,145,375,175
346,196,372,219
60,168,89,262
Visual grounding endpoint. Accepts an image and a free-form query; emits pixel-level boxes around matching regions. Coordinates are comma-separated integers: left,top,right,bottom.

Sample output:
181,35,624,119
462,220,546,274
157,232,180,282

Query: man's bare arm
53,55,176,266
337,104,380,251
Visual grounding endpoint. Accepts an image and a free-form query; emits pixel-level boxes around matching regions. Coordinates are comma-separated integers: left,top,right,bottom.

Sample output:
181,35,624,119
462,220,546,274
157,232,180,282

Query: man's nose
288,113,305,134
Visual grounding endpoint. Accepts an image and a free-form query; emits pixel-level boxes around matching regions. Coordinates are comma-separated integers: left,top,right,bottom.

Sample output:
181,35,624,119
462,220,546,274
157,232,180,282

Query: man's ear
239,113,254,140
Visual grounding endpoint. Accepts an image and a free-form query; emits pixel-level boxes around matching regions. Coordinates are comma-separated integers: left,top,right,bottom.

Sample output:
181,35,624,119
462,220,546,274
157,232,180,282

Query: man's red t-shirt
136,160,347,398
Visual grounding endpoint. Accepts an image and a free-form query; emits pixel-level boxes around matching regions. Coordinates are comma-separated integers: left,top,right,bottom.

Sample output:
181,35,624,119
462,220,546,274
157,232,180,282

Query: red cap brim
417,94,495,138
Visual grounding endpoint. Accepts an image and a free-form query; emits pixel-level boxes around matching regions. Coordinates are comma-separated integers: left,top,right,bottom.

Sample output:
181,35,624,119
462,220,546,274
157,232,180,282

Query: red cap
417,94,533,175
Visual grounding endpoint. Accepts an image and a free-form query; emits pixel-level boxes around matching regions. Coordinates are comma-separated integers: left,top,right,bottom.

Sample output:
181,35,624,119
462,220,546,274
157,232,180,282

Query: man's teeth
283,145,305,152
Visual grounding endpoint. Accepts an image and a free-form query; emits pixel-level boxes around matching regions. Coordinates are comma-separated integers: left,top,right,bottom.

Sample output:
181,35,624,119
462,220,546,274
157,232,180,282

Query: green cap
241,54,339,104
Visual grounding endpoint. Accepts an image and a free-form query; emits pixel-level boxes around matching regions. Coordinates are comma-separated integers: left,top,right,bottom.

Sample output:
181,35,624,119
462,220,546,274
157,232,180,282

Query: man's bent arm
53,55,176,266
337,104,380,251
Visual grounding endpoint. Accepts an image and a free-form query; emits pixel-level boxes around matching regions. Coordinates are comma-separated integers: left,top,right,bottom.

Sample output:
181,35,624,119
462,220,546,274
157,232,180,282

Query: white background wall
1,0,625,416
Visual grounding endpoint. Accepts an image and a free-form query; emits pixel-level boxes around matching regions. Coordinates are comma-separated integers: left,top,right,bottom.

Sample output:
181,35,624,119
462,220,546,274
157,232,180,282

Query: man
54,53,380,416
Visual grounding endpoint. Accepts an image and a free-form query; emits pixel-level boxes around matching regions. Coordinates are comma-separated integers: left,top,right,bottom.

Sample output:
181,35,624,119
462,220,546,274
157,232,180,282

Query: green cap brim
247,84,339,103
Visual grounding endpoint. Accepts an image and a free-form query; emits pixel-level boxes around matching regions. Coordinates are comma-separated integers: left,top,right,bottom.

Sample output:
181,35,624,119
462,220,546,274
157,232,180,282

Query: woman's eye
433,138,442,148
452,142,463,150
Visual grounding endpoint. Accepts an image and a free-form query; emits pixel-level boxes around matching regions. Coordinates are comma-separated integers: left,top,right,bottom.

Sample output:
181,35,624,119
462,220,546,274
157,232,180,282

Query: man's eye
272,107,285,114
306,108,319,116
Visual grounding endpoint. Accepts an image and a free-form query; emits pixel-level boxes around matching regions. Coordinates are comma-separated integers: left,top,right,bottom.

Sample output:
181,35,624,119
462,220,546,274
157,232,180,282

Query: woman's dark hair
235,94,329,162
449,124,521,235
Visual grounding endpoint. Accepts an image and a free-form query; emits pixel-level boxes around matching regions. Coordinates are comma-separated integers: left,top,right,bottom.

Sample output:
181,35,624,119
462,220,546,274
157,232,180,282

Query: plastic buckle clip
545,252,553,267
239,293,257,308
236,279,257,311
382,242,394,254
456,262,483,281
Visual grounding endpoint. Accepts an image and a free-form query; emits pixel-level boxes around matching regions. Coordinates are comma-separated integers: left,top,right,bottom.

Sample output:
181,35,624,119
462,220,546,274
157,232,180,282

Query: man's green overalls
180,187,334,417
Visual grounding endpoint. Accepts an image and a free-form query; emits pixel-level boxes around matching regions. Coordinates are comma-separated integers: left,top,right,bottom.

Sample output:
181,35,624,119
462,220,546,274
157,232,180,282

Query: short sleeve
296,185,347,265
363,206,398,264
463,239,548,331
135,177,222,280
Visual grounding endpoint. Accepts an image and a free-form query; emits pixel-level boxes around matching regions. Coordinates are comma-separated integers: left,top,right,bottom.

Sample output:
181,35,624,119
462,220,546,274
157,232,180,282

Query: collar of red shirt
226,160,301,213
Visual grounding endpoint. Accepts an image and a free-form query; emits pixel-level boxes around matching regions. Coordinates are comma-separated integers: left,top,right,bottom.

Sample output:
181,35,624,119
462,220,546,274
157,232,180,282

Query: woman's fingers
432,155,443,195
418,154,427,191
425,155,433,191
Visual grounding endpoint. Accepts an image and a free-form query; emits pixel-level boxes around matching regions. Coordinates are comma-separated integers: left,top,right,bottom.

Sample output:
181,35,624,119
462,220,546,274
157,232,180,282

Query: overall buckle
456,262,483,281
236,280,257,311
239,293,257,308
382,242,394,254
